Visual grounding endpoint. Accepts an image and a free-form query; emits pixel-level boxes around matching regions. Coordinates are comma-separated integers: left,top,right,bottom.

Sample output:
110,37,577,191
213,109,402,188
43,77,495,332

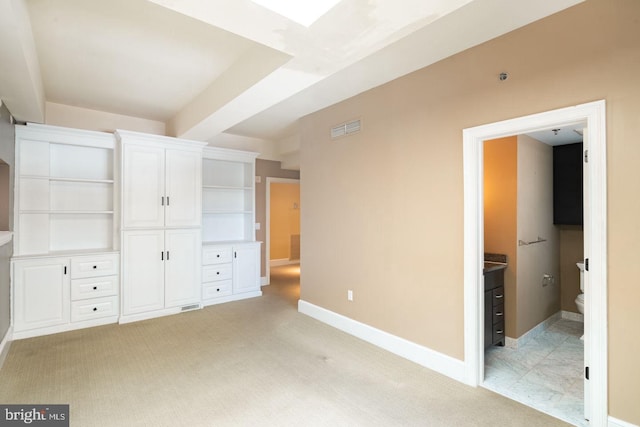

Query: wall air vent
181,304,200,312
331,119,361,139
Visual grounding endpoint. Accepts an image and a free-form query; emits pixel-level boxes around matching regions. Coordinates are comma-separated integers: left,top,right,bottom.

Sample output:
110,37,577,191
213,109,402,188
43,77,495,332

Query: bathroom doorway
463,101,607,425
482,130,586,425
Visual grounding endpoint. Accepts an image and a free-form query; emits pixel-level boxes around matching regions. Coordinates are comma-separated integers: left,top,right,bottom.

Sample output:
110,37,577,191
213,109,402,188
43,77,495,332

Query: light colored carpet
0,265,570,426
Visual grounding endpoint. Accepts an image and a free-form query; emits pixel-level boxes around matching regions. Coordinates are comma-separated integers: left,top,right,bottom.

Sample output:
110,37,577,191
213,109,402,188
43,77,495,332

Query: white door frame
265,177,300,284
462,100,607,425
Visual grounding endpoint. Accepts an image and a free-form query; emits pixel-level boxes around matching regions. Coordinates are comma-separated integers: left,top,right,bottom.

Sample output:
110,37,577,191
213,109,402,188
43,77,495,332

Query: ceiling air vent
331,119,361,139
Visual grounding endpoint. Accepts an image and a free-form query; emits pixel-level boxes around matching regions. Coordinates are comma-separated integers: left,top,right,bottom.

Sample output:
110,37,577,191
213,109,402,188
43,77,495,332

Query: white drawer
71,296,119,322
202,246,232,265
203,264,232,282
203,280,232,299
71,275,118,301
71,254,119,279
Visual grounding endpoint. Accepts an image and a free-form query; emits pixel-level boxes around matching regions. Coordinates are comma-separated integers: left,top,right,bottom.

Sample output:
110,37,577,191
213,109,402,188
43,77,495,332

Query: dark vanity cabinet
553,142,583,225
484,267,505,348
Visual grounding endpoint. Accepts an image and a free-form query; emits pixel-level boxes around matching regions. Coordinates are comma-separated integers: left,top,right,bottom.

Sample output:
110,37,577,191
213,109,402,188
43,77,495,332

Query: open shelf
15,125,117,257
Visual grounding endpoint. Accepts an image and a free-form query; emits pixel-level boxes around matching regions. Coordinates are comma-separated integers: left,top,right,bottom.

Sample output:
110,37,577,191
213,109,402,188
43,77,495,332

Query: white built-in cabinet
201,147,261,306
12,124,120,339
122,144,201,228
117,130,205,323
11,124,264,338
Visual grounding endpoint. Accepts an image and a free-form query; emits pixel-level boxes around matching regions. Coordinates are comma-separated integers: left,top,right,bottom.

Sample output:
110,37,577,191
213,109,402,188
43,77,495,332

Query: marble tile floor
483,318,587,426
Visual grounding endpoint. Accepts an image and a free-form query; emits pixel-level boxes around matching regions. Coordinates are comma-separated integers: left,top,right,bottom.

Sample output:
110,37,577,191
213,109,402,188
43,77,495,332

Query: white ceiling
0,0,585,147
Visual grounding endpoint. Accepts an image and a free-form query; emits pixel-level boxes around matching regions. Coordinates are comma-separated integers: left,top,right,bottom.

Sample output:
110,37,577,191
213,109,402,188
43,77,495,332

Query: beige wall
255,159,300,277
560,226,584,313
483,137,518,338
270,183,300,261
299,0,640,423
45,102,166,135
516,135,560,337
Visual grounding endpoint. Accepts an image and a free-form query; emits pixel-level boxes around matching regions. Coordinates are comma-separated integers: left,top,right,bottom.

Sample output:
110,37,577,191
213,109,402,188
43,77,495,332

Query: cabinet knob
216,288,220,292
93,286,98,290
496,330,504,334
93,307,98,312
496,312,503,316
216,272,220,275
93,265,97,269
216,254,220,258
495,294,504,299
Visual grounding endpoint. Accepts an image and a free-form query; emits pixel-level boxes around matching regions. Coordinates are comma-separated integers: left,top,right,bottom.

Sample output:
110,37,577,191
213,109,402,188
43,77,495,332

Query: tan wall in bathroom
299,0,640,422
560,226,584,313
483,137,518,339
516,135,560,337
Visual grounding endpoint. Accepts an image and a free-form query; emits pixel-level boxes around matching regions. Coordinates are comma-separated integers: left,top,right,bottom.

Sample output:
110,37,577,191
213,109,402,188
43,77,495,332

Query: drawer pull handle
495,312,503,316
496,330,504,334
93,307,98,312
93,286,98,290
495,294,504,299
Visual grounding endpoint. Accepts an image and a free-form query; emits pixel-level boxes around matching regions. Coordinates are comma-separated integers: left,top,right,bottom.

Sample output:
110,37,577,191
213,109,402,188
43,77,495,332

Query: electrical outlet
255,223,261,230
347,290,353,301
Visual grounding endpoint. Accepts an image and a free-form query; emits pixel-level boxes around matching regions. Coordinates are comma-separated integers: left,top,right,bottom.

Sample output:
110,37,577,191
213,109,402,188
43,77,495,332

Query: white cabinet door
165,149,201,227
232,243,260,294
123,144,165,228
122,230,165,315
165,229,201,308
13,258,70,332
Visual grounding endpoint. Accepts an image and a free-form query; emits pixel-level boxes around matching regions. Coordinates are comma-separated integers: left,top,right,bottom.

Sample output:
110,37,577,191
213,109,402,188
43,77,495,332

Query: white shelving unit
14,124,117,256
12,123,120,339
201,147,261,306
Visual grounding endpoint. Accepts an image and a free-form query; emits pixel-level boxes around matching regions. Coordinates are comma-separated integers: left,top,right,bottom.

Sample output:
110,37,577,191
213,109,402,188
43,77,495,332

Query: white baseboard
562,310,584,323
506,312,561,349
609,416,639,427
0,326,13,370
298,300,466,383
270,259,299,267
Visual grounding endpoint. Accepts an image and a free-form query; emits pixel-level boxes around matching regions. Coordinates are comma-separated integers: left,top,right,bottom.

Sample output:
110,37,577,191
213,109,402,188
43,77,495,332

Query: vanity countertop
0,231,13,247
483,261,507,274
483,252,507,274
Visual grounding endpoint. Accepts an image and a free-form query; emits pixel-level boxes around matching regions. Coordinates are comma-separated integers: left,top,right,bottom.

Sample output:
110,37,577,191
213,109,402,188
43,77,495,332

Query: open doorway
482,129,586,425
265,177,300,288
463,101,607,425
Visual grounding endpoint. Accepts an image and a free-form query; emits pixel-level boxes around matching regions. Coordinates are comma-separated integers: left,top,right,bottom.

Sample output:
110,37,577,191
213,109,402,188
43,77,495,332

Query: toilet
575,262,585,314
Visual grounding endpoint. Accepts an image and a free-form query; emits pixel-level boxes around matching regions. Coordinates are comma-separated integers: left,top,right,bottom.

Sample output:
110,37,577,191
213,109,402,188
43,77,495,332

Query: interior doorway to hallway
265,177,300,285
462,100,607,426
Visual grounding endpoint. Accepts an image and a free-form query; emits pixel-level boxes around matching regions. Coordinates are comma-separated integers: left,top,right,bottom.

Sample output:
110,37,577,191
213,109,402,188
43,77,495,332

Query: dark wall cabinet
484,269,505,349
553,142,583,225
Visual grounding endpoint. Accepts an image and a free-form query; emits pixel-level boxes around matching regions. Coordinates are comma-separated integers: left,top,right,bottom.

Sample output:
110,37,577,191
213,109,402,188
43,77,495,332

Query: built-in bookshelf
14,124,116,256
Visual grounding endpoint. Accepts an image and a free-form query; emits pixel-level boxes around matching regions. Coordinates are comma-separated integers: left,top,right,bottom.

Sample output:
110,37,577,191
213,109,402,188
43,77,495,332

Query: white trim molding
505,312,561,349
298,300,466,383
0,326,13,369
463,100,608,425
609,416,639,427
270,258,299,267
